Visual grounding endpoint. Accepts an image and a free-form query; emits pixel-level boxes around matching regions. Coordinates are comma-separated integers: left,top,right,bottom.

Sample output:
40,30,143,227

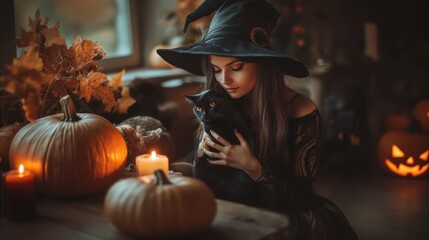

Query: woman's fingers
207,159,227,166
205,137,226,152
234,129,247,146
202,147,225,159
210,130,231,147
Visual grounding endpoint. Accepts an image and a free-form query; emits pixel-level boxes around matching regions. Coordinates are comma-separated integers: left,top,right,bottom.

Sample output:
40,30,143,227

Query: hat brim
157,40,309,78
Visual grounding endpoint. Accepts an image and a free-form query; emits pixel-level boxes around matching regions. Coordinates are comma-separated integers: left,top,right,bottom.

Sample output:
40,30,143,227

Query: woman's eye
196,107,202,112
232,64,243,71
213,67,221,73
209,101,215,107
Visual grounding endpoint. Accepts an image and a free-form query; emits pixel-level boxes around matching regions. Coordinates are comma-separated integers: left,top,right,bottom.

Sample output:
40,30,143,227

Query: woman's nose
220,71,232,85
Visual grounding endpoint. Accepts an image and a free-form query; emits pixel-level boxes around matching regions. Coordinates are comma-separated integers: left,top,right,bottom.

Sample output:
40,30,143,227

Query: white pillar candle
136,151,169,176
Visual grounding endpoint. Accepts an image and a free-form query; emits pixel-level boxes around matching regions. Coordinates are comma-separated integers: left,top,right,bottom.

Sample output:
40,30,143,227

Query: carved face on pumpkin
377,131,429,177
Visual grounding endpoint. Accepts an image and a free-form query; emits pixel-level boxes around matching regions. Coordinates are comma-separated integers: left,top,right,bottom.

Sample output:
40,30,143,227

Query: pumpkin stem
154,169,171,185
60,95,81,122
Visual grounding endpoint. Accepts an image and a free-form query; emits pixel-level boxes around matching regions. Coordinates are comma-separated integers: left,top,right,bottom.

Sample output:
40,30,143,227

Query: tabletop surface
0,195,290,240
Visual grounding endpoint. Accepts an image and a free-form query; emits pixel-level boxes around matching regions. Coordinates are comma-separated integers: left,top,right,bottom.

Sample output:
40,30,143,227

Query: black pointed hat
157,0,309,78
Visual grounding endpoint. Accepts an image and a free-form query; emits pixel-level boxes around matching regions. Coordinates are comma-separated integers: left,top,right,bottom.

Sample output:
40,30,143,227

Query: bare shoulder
285,87,317,119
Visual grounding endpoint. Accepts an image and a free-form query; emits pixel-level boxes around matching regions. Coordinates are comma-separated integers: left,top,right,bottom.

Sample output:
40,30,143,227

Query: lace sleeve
289,110,322,178
255,110,321,209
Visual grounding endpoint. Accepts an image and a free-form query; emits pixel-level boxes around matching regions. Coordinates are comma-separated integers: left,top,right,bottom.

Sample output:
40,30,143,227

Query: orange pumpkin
413,99,429,134
9,95,127,197
377,131,429,177
382,112,412,132
104,170,216,237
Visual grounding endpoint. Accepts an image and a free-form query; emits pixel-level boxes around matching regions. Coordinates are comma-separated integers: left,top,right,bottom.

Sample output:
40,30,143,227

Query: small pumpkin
104,169,216,237
377,131,429,177
413,99,429,134
382,112,412,132
0,122,22,171
118,116,176,165
9,95,127,197
117,123,147,166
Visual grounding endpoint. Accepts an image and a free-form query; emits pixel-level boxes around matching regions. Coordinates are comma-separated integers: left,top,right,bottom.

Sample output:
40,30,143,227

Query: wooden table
0,196,290,240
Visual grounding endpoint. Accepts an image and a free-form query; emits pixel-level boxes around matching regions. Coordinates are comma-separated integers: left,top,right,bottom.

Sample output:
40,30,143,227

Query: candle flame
151,151,156,159
19,164,24,173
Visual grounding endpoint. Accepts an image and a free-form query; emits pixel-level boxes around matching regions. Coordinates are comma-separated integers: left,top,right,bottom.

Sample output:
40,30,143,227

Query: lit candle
5,164,36,221
136,151,169,176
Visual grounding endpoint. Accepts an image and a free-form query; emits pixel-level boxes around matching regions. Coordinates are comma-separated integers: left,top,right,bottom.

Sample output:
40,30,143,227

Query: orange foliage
0,9,135,122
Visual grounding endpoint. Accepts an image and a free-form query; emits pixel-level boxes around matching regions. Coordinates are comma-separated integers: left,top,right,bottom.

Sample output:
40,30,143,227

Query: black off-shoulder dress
189,94,358,240
257,109,358,240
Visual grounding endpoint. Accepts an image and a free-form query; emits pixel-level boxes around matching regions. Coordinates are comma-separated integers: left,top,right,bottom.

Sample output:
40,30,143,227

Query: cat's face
185,90,233,122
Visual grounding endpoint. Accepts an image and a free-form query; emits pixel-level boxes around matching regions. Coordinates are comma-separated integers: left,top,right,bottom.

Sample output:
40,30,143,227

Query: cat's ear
185,94,198,103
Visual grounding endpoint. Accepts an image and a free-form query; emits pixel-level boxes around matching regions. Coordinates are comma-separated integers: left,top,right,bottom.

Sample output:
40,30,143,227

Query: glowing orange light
151,151,157,159
293,24,305,34
385,159,429,177
18,164,24,174
297,39,305,47
420,150,429,161
392,145,405,158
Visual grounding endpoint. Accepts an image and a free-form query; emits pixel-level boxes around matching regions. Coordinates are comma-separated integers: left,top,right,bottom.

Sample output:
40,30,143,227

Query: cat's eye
209,101,216,107
196,107,202,112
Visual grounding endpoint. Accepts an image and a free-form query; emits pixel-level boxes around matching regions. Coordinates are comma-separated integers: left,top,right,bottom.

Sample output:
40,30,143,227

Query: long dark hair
199,56,290,178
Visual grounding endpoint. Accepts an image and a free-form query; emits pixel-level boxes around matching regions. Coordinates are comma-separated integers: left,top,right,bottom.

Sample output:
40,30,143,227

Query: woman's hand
197,132,210,157
201,129,262,181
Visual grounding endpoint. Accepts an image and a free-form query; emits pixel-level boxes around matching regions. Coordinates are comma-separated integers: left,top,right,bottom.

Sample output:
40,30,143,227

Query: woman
158,0,358,239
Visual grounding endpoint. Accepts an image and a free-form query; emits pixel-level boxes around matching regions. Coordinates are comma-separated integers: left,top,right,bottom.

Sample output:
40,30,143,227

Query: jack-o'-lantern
413,99,429,134
377,131,429,177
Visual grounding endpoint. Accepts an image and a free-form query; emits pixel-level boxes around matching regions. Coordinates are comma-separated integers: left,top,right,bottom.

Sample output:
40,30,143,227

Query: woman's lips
225,87,239,93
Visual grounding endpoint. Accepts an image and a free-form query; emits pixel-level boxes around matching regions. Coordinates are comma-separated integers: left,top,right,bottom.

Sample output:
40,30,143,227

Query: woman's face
210,55,258,99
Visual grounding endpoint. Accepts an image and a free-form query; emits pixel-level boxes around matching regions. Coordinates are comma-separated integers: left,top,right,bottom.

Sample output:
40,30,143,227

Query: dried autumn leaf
64,77,79,92
78,71,116,112
16,9,49,49
78,71,107,102
28,9,45,33
108,69,125,91
11,45,44,72
0,45,50,100
16,27,34,48
1,9,136,121
27,9,41,34
70,36,106,67
49,76,78,97
115,87,136,114
41,44,68,73
102,98,118,112
40,22,67,48
48,79,67,98
20,92,40,123
2,69,47,94
23,75,50,93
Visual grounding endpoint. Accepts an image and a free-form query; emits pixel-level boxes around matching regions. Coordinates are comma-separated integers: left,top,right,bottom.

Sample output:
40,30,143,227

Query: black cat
185,90,258,206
